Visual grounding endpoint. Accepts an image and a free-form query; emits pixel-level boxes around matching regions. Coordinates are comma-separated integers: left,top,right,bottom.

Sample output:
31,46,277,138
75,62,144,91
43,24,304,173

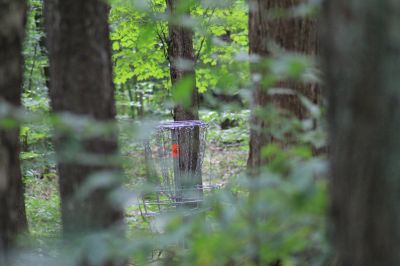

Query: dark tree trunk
0,0,28,259
323,1,400,265
166,0,199,121
44,0,124,246
166,0,202,207
247,0,318,168
139,90,144,118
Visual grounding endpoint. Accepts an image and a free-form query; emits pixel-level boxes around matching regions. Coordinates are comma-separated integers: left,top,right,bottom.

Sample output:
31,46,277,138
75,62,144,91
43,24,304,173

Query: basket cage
142,120,210,213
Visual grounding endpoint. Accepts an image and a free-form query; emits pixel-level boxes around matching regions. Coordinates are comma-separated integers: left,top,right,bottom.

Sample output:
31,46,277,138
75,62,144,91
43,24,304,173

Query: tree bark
247,0,318,168
45,0,124,247
166,0,199,121
323,1,400,265
166,0,202,208
0,0,28,259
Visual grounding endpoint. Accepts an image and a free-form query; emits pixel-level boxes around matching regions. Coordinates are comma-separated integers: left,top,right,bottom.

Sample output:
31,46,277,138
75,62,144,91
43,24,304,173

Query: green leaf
112,41,120,51
172,76,195,108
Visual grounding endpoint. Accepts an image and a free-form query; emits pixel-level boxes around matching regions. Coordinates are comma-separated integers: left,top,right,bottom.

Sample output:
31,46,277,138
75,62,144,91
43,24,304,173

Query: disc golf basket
140,120,211,215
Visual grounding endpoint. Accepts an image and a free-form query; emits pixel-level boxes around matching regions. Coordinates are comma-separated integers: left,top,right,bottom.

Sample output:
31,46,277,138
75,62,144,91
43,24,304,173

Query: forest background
1,0,391,265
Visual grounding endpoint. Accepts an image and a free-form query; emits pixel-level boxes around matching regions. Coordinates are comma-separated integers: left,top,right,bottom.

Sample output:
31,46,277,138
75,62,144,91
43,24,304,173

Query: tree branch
195,8,216,62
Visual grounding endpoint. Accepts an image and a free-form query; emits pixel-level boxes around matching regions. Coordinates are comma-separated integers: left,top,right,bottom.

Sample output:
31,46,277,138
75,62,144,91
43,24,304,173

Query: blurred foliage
6,0,330,265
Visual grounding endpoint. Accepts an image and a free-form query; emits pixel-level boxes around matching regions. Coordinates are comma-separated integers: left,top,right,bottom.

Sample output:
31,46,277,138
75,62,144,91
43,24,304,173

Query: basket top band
157,120,208,130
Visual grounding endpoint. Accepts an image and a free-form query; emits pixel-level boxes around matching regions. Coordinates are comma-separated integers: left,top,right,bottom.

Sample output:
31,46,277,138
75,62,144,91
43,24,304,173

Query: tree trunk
166,0,199,121
166,0,202,208
247,0,318,168
45,0,124,248
139,90,144,118
0,0,28,259
323,1,400,265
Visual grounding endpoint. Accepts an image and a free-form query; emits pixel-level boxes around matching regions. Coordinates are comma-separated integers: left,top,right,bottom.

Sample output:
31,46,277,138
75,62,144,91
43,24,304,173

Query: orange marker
172,143,180,158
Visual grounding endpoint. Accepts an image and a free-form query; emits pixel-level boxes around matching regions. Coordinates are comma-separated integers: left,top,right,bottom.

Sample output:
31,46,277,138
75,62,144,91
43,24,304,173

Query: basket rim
156,120,208,130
